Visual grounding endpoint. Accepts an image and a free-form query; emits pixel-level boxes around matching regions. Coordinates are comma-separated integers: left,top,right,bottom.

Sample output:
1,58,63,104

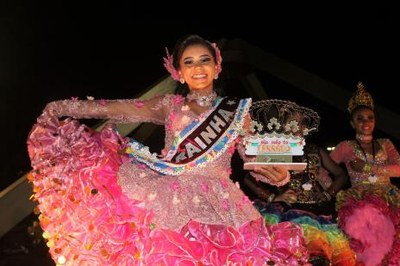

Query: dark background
1,3,398,190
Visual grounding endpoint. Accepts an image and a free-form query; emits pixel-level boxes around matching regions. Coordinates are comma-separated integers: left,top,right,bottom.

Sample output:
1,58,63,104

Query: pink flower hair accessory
163,48,180,81
212,42,223,74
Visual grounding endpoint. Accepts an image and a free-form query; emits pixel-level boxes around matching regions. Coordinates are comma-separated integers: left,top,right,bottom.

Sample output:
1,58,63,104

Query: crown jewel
347,82,374,114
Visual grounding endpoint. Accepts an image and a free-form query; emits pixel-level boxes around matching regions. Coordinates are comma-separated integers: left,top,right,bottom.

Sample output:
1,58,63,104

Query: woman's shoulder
331,140,357,156
376,138,392,143
376,138,396,147
161,93,183,100
151,93,185,106
223,96,251,101
335,140,354,148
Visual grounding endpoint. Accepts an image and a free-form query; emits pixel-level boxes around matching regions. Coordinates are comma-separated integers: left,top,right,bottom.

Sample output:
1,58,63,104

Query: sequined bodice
331,139,398,186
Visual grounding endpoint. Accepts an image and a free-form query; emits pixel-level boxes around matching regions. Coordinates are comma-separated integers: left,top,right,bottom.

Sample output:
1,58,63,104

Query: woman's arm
243,174,274,202
40,94,182,125
329,141,351,165
372,139,400,177
319,147,349,198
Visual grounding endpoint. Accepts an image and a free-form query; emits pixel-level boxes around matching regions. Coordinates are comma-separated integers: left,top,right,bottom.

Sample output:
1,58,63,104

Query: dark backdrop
1,3,397,189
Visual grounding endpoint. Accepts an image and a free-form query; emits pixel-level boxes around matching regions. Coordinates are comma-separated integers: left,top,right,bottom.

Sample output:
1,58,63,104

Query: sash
125,97,252,175
169,97,239,164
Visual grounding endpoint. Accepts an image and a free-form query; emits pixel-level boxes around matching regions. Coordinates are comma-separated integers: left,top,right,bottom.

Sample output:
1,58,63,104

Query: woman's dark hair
172,34,225,96
172,34,217,70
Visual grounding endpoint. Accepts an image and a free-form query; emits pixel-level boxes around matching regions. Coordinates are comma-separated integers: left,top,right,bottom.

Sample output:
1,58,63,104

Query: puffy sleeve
382,139,400,165
329,141,352,164
376,139,400,177
40,94,183,125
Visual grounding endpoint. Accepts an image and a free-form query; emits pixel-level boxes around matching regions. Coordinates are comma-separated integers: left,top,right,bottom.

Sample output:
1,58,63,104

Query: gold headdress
347,81,374,114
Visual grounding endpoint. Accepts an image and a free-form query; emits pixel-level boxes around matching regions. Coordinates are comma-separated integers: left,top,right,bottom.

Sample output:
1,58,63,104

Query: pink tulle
338,196,396,265
27,116,311,265
144,219,308,265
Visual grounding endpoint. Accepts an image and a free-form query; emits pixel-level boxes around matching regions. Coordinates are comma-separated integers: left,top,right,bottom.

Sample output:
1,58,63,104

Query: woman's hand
274,189,297,204
251,165,289,183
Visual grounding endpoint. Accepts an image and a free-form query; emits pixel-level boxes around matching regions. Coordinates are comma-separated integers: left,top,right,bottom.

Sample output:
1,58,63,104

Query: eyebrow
182,54,211,61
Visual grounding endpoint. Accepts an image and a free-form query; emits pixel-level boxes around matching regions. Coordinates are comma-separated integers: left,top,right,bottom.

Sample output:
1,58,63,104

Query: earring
214,74,218,80
180,78,185,84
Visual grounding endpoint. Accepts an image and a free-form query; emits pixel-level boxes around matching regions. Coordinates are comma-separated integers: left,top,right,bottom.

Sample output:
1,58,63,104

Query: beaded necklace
355,139,377,183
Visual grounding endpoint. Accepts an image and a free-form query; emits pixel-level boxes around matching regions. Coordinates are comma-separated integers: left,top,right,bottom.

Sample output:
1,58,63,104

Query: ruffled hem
255,200,356,266
336,184,400,210
27,116,310,265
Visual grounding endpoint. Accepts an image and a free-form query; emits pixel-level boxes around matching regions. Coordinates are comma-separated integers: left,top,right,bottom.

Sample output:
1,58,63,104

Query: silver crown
249,99,320,137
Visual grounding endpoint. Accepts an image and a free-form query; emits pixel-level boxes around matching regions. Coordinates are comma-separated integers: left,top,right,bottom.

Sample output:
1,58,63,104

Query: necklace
187,91,217,107
355,139,377,183
356,134,373,142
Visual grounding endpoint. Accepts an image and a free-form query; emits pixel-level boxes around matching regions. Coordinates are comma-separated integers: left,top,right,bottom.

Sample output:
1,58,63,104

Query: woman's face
178,44,217,92
350,107,375,136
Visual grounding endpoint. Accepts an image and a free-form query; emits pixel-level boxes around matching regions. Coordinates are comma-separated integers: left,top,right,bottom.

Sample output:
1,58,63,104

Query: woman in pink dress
27,34,309,265
330,82,400,265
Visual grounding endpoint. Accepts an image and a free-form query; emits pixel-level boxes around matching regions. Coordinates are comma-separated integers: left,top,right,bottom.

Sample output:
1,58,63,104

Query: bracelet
322,191,332,201
326,188,335,197
267,193,276,203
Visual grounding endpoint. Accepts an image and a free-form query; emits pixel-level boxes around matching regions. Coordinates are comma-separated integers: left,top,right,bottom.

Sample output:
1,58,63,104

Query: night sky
1,3,397,189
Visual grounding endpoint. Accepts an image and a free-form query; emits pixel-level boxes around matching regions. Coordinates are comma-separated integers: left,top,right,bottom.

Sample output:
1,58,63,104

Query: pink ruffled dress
27,94,309,265
330,139,400,266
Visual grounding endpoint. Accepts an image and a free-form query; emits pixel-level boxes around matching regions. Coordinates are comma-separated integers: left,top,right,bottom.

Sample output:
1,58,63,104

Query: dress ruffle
27,116,310,265
255,200,356,266
330,139,400,265
337,189,400,265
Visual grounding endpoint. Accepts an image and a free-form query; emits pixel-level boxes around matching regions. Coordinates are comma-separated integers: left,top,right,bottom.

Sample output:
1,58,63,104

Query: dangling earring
214,74,218,80
180,78,185,84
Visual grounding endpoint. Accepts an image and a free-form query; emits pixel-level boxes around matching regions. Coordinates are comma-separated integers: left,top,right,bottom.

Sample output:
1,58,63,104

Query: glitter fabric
331,139,400,265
